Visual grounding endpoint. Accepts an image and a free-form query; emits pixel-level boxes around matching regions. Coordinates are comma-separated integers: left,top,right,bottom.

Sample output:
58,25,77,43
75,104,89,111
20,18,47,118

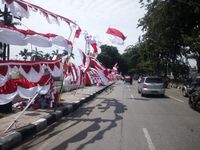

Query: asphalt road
15,81,200,150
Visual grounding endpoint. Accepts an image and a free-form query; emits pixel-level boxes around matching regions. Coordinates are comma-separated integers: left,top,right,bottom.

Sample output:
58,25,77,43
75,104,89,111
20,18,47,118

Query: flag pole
55,24,75,109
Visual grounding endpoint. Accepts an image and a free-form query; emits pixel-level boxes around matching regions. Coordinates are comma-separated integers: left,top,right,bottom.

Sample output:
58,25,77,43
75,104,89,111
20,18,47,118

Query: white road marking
168,96,184,103
143,128,156,150
131,94,134,99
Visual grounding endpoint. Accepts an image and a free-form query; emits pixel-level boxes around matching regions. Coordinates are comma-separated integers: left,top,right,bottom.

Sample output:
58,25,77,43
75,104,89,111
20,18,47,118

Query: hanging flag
112,63,118,72
78,49,90,72
74,28,81,38
106,27,126,45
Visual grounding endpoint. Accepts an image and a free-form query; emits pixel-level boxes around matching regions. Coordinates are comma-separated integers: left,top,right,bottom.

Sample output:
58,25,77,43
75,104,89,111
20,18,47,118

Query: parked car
182,77,200,97
188,88,200,111
138,76,165,97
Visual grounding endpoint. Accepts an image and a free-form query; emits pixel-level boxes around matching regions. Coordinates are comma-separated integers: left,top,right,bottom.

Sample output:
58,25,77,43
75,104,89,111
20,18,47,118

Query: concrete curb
0,83,114,150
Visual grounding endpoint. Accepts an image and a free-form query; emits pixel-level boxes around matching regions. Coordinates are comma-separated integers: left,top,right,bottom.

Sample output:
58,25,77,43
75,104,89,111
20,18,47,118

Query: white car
138,76,165,97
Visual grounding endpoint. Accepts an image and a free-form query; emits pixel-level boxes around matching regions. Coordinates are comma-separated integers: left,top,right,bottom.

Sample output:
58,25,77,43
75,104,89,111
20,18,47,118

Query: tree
30,48,43,60
19,49,31,60
97,45,128,75
44,53,53,60
137,0,200,77
52,49,60,59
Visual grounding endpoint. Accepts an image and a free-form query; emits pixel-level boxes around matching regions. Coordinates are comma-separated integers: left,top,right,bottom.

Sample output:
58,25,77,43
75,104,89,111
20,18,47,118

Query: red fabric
6,0,79,27
0,79,17,94
5,0,14,4
16,1,28,11
55,62,60,69
106,27,126,40
32,64,40,73
0,65,8,76
48,64,55,71
90,42,98,53
21,65,32,73
75,28,81,38
0,74,52,94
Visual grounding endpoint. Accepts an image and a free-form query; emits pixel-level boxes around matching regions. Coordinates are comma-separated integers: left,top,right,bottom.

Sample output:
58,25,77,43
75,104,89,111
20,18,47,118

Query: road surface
15,81,200,150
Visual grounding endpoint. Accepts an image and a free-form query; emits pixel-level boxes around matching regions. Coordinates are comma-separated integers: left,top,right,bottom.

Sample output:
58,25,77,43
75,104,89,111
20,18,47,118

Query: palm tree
19,48,31,60
0,5,21,60
30,48,43,60
44,53,53,60
61,49,68,57
52,49,60,59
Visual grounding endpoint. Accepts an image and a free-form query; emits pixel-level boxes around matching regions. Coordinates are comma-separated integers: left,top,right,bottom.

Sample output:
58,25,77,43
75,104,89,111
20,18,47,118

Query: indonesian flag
78,49,90,72
74,28,81,38
112,63,118,72
106,27,126,45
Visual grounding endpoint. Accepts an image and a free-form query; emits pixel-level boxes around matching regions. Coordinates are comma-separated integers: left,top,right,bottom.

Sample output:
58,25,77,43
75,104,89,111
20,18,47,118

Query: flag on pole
106,27,126,45
74,28,81,38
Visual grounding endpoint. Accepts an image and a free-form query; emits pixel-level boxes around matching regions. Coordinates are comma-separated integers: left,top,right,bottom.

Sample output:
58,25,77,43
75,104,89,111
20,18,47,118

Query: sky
6,0,146,63
1,0,196,67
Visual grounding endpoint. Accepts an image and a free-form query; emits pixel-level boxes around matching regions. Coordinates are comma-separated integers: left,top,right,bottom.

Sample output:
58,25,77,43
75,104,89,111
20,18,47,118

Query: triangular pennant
21,65,32,74
0,65,8,76
10,65,15,68
55,62,60,69
32,64,40,73
48,64,55,71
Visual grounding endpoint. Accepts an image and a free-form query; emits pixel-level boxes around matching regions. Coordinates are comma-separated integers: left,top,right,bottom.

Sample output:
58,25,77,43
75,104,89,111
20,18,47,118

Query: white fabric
38,84,50,95
0,28,27,45
7,1,29,18
47,64,63,77
25,34,52,47
51,35,69,48
0,91,18,105
106,34,124,45
0,72,9,87
46,14,60,25
19,65,44,83
17,86,38,99
96,68,109,85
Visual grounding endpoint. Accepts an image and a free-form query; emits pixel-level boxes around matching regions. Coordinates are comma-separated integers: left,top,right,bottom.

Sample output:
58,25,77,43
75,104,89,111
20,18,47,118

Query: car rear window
145,77,163,83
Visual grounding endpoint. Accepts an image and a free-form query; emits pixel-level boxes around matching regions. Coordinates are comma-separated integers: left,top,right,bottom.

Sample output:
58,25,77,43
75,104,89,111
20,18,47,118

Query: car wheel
182,89,187,97
141,92,145,97
195,100,200,112
189,96,196,109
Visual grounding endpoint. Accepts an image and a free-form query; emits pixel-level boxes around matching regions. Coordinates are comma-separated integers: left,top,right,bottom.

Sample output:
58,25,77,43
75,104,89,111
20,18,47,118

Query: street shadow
51,98,127,150
19,98,127,150
25,112,41,116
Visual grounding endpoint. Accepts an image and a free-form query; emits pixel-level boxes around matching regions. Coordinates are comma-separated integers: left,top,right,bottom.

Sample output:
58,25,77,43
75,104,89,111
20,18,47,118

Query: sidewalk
0,83,113,150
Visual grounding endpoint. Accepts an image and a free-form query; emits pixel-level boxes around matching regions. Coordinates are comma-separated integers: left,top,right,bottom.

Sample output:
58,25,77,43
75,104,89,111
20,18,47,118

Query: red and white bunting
0,24,27,45
0,24,72,48
0,74,52,105
3,0,80,28
0,59,62,86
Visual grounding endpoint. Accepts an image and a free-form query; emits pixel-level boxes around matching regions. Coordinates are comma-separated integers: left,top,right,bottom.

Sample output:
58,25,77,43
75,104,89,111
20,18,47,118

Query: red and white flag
78,49,90,72
106,27,126,45
74,28,81,38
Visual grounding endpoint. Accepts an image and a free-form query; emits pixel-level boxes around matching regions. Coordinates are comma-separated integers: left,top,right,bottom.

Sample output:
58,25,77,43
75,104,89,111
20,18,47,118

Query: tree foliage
130,0,200,79
97,45,128,75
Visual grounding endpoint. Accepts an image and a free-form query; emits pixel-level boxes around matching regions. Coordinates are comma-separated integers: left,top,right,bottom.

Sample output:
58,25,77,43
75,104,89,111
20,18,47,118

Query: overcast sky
7,0,146,62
